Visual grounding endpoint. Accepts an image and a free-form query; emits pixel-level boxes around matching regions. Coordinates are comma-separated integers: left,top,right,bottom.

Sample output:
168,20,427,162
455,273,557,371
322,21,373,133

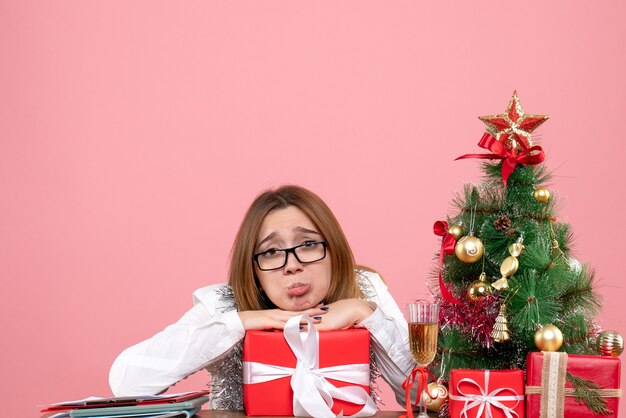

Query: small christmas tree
431,91,602,379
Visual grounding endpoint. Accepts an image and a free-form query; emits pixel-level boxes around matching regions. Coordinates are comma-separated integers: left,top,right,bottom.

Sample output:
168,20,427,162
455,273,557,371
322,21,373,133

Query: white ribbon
448,370,524,418
243,315,377,418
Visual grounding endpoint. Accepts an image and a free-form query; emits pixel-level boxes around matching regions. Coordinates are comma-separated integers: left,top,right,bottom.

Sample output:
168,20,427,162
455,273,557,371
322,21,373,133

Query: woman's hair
228,185,359,311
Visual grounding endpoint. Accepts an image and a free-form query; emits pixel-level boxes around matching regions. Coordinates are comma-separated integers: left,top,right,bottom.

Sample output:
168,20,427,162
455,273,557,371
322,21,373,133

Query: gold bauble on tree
455,234,484,263
533,188,551,203
448,223,465,241
467,272,492,302
534,325,563,351
597,330,624,357
424,381,449,412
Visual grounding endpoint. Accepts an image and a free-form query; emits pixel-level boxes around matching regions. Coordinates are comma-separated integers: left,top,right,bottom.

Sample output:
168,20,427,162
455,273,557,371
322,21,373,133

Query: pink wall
2,2,625,416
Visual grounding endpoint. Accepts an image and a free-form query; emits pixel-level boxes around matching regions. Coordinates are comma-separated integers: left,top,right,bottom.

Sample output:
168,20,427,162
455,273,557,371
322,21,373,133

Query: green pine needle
566,372,613,415
553,222,573,255
560,265,601,315
520,234,552,270
509,272,561,332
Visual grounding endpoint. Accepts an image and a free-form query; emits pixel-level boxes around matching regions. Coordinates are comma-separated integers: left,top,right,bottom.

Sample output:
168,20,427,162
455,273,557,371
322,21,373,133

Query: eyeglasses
253,241,328,271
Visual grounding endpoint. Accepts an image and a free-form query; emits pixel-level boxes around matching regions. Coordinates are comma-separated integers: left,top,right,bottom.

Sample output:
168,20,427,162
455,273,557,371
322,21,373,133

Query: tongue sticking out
287,283,311,297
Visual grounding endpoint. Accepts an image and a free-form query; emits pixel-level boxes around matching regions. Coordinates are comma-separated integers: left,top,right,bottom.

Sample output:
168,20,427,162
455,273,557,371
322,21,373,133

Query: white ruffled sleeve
357,270,414,406
109,284,245,396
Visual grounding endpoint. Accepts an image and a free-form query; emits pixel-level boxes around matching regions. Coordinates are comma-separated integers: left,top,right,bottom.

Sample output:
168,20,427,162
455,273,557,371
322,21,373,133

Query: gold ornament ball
597,330,624,357
533,188,551,203
467,273,493,301
535,325,564,352
424,382,448,412
455,235,484,263
448,224,465,241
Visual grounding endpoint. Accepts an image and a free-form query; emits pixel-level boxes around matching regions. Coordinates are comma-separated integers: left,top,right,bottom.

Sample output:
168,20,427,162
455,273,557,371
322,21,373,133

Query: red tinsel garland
438,295,501,348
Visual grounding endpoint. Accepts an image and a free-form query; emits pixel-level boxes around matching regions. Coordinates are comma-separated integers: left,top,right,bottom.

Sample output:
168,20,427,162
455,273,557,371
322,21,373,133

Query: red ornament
433,221,462,305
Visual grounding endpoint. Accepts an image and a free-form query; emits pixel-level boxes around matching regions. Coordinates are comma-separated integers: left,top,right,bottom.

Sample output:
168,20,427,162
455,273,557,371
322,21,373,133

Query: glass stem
419,387,427,417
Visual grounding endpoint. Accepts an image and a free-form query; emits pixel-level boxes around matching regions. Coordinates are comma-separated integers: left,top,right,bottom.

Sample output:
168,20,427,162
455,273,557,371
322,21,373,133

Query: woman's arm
109,285,245,396
109,284,330,396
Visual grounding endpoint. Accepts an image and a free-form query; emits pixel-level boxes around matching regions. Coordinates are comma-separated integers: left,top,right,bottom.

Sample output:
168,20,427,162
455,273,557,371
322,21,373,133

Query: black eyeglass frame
252,241,328,271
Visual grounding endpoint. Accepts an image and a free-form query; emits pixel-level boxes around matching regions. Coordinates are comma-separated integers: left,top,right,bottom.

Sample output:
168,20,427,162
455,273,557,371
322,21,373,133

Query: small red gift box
449,369,525,418
526,352,621,418
242,319,373,416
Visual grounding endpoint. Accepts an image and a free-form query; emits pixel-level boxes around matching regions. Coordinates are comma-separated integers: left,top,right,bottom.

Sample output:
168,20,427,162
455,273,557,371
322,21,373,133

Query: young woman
109,185,413,409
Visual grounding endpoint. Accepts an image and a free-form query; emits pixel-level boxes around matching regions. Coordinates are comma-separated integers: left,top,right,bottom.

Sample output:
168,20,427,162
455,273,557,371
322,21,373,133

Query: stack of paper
40,390,210,418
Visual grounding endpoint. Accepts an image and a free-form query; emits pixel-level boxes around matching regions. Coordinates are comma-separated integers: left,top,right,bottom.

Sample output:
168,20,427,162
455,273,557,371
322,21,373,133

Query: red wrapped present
526,352,621,418
243,315,377,417
449,369,525,418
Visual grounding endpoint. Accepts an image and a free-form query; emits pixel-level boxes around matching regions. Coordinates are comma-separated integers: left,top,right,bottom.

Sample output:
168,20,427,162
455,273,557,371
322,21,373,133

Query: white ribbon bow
243,315,377,418
448,370,524,418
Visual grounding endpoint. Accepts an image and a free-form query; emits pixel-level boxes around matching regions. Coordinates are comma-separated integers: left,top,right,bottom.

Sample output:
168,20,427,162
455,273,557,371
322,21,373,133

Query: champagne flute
407,301,439,418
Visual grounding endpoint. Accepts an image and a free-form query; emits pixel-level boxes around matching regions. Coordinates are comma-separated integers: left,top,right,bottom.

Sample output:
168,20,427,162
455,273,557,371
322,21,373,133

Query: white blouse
109,270,414,407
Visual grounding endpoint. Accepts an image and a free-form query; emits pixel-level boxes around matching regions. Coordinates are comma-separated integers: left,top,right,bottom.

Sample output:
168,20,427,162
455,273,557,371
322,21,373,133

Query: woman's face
254,205,332,311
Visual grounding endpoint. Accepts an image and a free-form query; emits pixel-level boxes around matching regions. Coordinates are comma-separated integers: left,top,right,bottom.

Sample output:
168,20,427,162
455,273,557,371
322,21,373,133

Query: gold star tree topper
479,91,550,153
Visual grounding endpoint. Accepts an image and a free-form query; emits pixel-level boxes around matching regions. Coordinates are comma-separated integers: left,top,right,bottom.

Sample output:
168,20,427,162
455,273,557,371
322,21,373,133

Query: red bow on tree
456,133,545,186
433,221,461,305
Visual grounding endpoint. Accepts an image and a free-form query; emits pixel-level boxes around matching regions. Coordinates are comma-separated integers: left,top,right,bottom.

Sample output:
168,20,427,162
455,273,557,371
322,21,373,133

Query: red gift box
242,316,374,416
449,369,525,418
526,352,621,418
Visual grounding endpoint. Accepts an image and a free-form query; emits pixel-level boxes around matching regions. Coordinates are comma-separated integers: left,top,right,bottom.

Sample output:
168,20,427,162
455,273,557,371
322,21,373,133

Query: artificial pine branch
522,237,552,271
560,266,601,315
508,272,561,332
452,207,556,221
482,161,551,186
566,372,613,415
552,222,573,254
450,185,478,212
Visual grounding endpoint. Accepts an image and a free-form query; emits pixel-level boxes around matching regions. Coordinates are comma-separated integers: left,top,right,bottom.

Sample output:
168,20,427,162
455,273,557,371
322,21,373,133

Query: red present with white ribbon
449,369,525,418
243,315,377,417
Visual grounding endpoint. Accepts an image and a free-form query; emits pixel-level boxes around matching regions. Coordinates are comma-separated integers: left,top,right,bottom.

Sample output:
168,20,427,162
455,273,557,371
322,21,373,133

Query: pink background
2,2,625,416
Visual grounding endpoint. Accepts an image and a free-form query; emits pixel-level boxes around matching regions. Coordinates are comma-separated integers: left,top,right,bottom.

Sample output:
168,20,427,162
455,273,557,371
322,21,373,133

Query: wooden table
195,411,412,418
43,409,423,418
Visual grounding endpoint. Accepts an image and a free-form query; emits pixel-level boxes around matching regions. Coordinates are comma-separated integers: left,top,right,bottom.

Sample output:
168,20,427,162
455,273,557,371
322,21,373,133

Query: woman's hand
314,299,375,331
238,304,328,331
